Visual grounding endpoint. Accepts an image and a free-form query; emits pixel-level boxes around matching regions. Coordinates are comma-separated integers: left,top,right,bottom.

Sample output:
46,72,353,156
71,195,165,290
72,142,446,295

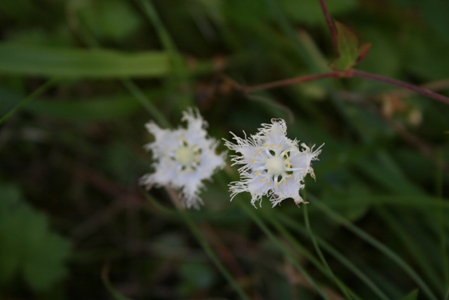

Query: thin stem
178,209,251,300
241,203,331,300
0,77,59,125
244,72,337,93
382,78,449,99
136,0,193,106
141,189,178,216
154,188,251,300
319,0,339,57
351,69,449,105
377,207,443,291
314,198,438,300
244,69,449,106
121,79,171,128
435,150,449,293
276,212,390,300
263,209,358,299
304,206,352,299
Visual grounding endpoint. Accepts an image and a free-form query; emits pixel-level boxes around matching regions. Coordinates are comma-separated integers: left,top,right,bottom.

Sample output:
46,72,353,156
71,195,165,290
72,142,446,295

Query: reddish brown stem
319,0,339,57
245,68,449,105
351,69,449,105
244,72,337,93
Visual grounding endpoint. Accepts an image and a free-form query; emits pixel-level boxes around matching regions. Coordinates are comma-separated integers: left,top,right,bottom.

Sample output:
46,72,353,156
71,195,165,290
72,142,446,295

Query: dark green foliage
0,185,71,291
0,0,448,299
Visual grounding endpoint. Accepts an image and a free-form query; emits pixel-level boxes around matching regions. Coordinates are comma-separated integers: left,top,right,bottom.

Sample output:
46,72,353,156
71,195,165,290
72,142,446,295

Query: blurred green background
1,0,448,299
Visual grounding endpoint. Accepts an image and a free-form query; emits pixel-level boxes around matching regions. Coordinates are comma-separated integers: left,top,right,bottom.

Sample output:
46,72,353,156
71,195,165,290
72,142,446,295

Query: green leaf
414,1,449,44
1,86,166,122
356,28,400,77
223,0,270,26
0,185,71,291
0,184,21,210
330,21,371,71
77,0,143,42
25,97,141,121
0,43,170,78
399,289,419,300
278,0,357,25
403,31,449,80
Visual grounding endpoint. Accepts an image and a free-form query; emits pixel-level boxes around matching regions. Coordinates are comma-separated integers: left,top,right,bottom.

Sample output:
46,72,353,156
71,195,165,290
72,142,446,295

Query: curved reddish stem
351,69,449,105
319,0,339,57
244,69,449,105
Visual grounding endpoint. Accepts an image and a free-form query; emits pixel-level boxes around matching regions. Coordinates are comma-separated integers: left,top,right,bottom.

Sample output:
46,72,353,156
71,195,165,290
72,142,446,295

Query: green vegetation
1,0,448,299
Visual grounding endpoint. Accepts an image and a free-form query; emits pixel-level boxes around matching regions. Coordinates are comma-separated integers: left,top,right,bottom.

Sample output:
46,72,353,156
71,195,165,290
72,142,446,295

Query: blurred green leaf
356,155,423,195
0,184,21,209
0,185,71,291
399,289,418,300
0,43,170,78
77,0,142,42
0,88,22,117
403,32,449,80
223,0,269,25
25,97,141,121
330,21,371,71
177,262,216,296
357,28,400,77
416,1,449,44
323,185,371,222
278,0,357,25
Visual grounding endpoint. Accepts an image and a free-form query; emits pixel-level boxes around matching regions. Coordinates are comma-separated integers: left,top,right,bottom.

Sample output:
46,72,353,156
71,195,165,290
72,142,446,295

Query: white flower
140,109,226,209
224,118,322,208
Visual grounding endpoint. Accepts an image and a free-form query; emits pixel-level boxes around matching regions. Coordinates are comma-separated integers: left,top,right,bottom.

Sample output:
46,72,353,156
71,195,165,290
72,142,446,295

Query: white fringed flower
140,109,226,209
224,118,322,208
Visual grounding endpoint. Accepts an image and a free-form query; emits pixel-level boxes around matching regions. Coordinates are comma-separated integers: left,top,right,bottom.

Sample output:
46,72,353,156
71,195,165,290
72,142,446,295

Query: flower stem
303,205,352,299
263,208,358,299
319,0,339,57
241,203,331,300
277,212,389,300
163,189,251,300
313,197,438,300
121,79,171,128
179,209,251,300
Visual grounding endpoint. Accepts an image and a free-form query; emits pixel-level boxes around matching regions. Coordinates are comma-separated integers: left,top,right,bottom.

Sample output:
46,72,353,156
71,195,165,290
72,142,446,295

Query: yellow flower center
265,156,285,175
175,146,195,166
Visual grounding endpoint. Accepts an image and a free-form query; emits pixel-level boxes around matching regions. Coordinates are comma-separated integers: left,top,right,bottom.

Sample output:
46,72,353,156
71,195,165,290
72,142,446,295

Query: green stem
278,212,390,300
143,191,250,299
435,150,449,293
262,209,360,299
0,77,59,125
121,79,171,128
136,0,193,106
241,203,331,300
377,207,443,291
313,198,438,300
142,189,178,216
303,205,352,299
178,208,251,300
